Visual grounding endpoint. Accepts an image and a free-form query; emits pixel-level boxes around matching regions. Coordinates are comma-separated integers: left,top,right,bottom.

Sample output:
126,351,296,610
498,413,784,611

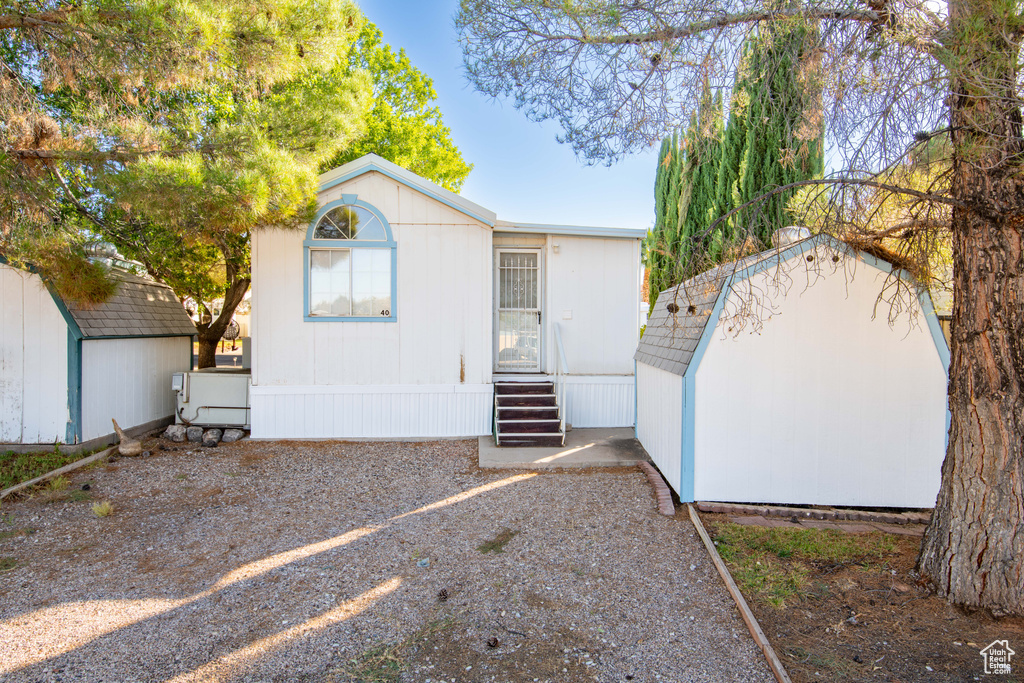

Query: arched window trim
303,194,397,322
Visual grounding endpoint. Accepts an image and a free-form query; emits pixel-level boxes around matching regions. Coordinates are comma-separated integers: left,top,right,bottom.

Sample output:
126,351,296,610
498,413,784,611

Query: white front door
495,248,542,372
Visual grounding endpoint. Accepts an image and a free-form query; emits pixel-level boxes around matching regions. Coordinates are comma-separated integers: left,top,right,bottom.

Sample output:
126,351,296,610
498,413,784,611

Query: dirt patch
701,512,1024,682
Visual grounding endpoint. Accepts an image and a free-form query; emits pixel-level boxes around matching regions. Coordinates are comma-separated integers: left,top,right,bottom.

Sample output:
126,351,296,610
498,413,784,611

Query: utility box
172,370,251,428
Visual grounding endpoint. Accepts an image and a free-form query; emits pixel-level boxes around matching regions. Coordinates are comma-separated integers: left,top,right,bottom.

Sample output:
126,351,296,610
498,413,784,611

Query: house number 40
380,309,390,316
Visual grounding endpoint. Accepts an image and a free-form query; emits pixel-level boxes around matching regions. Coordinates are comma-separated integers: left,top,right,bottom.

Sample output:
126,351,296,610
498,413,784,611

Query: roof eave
318,154,497,227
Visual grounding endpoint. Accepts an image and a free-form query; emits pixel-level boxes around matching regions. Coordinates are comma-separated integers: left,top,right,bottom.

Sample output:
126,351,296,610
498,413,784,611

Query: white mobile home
634,235,949,508
0,262,195,447
250,154,643,441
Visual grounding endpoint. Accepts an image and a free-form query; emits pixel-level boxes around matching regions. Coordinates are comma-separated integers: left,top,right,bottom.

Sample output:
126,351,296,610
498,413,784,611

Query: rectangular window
309,248,391,317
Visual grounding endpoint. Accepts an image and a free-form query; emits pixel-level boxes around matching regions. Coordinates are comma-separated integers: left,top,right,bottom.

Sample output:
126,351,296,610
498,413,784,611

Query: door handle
537,311,542,324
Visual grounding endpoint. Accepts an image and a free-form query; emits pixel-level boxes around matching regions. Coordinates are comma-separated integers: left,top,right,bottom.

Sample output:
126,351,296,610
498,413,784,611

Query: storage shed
250,154,644,442
634,234,949,508
1,261,195,447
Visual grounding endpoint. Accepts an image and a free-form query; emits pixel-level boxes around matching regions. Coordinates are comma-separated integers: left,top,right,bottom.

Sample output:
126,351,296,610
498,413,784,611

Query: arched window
304,197,396,321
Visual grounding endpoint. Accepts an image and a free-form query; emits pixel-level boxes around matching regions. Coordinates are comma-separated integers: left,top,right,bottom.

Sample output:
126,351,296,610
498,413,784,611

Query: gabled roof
318,153,497,227
59,270,196,339
634,234,946,378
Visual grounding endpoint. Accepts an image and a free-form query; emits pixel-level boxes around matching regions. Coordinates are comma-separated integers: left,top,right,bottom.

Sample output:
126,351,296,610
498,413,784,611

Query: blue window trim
303,195,398,323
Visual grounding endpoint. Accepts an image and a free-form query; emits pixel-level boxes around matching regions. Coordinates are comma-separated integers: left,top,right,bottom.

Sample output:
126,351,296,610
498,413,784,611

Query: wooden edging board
687,503,794,683
0,446,116,501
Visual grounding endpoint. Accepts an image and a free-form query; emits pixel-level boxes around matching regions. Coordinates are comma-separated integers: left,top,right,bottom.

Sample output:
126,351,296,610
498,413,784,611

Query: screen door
495,249,542,372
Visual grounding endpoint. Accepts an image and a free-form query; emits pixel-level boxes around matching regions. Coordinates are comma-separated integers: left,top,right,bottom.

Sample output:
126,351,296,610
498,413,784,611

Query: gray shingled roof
635,246,793,377
63,270,196,338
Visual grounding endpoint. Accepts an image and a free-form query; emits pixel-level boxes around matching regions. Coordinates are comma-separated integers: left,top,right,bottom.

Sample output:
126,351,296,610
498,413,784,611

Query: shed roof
635,234,950,377
635,245,788,376
62,270,196,339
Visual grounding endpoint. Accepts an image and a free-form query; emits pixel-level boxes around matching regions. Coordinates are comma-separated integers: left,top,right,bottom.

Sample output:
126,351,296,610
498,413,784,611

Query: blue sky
358,0,660,230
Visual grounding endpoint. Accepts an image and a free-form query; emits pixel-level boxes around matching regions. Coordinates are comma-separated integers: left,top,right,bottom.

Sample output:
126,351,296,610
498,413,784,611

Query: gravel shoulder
0,439,774,682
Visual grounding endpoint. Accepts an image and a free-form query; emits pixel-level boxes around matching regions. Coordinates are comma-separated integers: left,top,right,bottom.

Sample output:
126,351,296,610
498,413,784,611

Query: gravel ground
0,439,774,683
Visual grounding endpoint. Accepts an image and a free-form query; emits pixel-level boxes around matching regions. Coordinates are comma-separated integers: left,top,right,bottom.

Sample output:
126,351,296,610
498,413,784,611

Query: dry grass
91,500,113,517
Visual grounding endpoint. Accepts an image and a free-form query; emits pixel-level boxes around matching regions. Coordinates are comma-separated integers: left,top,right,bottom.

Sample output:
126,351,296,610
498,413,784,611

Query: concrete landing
479,427,650,469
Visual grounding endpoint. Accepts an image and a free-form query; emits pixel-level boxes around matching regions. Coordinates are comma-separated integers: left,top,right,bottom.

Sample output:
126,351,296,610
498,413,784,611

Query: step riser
497,420,562,434
497,408,559,421
496,395,556,407
495,383,554,395
499,435,564,447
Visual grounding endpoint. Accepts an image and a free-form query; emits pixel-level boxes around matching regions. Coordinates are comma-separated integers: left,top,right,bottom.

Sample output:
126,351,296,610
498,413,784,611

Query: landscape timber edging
0,446,116,501
688,503,794,683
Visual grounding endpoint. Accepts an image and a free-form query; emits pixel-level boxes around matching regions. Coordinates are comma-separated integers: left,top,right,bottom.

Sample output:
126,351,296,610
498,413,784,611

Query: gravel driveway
0,439,773,682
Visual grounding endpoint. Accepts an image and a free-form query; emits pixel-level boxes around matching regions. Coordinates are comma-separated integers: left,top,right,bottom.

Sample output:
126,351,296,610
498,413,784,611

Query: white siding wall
543,235,640,376
693,251,948,508
563,375,635,428
81,336,190,441
251,172,494,438
0,265,69,444
249,384,492,439
636,361,683,494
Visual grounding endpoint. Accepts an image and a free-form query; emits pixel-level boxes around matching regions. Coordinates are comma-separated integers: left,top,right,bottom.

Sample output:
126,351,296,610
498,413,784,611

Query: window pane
314,205,384,240
310,247,390,318
352,249,391,316
309,248,352,316
353,216,386,241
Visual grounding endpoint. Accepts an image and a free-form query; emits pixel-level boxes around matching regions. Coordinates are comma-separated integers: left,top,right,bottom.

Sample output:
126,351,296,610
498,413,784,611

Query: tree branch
706,177,965,236
547,8,881,46
9,147,210,162
0,8,124,33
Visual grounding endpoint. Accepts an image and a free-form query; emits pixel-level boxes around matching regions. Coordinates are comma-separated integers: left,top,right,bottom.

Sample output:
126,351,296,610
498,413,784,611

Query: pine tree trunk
917,0,1024,616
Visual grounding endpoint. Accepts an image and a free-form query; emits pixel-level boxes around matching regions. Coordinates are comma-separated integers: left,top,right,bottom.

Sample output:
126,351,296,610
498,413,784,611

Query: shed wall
693,252,947,508
0,265,69,444
636,361,683,493
80,336,191,441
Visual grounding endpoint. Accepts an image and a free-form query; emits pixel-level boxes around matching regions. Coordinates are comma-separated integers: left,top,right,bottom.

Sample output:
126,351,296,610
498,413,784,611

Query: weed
47,475,70,492
91,500,113,517
174,473,187,480
0,528,35,541
337,618,456,683
0,445,82,490
344,643,404,683
68,490,93,502
477,528,518,554
0,557,17,572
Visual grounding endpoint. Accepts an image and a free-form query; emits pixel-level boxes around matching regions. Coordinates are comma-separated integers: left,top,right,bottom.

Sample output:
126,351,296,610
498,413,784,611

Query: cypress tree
648,130,685,307
737,20,824,248
681,88,724,270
